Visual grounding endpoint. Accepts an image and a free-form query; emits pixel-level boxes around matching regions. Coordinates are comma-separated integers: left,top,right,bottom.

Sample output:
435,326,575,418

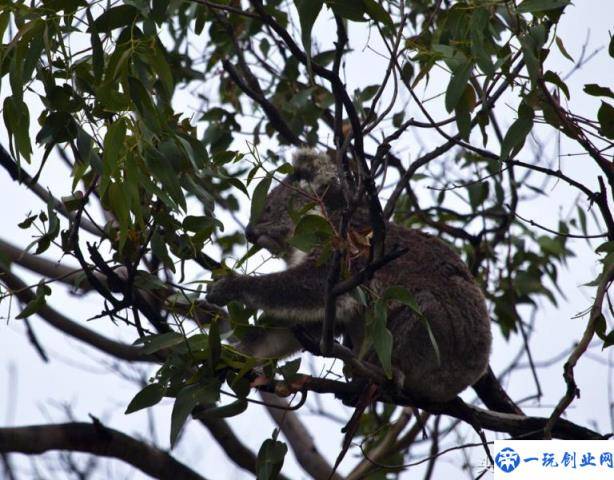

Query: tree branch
221,60,302,146
0,267,155,363
544,261,614,437
0,237,99,291
265,375,607,440
0,422,207,480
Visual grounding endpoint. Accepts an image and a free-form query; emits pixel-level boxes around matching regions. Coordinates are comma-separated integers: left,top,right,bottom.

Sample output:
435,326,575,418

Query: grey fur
207,150,492,402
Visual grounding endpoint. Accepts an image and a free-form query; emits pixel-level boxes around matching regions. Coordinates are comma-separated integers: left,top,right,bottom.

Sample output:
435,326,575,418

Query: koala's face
245,149,340,256
245,173,314,255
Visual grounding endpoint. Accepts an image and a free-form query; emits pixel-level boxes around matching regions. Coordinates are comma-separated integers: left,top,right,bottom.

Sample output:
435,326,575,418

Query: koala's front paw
206,275,241,306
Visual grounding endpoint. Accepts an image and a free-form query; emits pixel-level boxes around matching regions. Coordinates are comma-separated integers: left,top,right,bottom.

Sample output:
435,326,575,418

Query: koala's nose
245,224,257,243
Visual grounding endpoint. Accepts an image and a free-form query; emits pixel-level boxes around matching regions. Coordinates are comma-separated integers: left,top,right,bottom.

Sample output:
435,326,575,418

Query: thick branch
221,60,302,146
544,261,614,437
0,422,207,480
0,267,154,362
0,237,99,290
266,375,606,440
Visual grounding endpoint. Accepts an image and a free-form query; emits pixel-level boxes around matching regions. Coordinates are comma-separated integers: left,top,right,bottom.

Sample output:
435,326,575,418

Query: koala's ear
292,148,337,189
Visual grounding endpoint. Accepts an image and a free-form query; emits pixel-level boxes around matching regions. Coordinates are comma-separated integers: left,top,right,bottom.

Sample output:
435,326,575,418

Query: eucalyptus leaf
256,436,288,480
125,383,165,414
250,176,272,225
517,0,570,13
90,5,139,33
170,381,220,447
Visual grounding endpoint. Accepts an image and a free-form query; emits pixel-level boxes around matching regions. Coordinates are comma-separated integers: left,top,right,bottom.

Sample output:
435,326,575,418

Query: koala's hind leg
235,326,302,359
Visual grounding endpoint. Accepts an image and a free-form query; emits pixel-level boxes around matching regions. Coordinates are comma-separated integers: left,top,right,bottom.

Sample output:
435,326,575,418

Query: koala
207,149,492,402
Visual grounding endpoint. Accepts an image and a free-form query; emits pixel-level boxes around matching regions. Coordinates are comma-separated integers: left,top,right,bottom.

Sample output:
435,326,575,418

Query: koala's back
360,225,492,401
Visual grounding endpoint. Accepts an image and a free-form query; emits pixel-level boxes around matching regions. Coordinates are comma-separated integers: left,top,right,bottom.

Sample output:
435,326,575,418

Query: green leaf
519,24,546,85
107,181,130,251
16,283,51,319
555,36,574,62
467,182,490,209
596,241,614,254
362,0,392,26
382,286,421,315
3,96,32,162
256,436,288,480
584,84,614,100
36,112,78,145
420,316,441,366
193,4,207,34
445,61,472,113
357,84,380,103
276,162,294,175
595,314,614,349
102,119,126,177
137,332,184,354
351,286,369,306
86,10,105,81
370,300,393,378
289,214,334,252
517,0,570,13
400,62,414,84
229,373,251,399
382,288,440,365
279,358,301,381
18,214,37,229
170,382,220,447
90,5,140,33
500,103,534,160
193,399,248,420
148,45,174,97
598,102,614,139
183,215,216,234
294,0,323,61
470,7,494,75
35,200,60,255
455,84,476,140
61,192,86,212
234,244,262,270
152,0,170,23
43,0,85,12
543,70,570,100
125,383,165,414
250,176,272,224
145,147,186,211
151,231,175,273
127,76,162,132
325,0,366,22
